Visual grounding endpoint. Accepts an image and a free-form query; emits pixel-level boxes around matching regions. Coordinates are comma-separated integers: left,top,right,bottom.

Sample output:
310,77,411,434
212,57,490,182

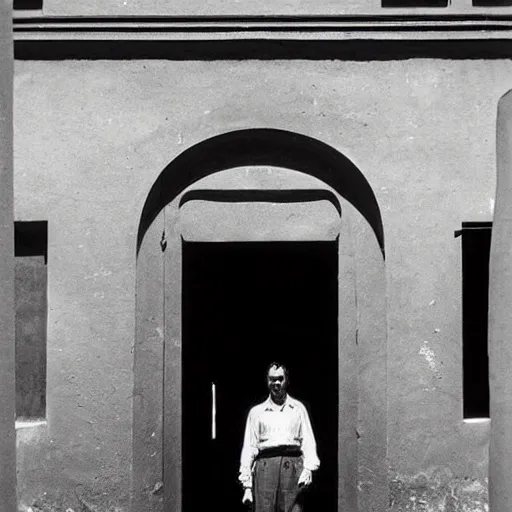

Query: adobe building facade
9,0,512,511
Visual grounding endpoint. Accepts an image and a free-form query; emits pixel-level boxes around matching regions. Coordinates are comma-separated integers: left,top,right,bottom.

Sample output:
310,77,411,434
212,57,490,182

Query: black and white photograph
0,0,511,510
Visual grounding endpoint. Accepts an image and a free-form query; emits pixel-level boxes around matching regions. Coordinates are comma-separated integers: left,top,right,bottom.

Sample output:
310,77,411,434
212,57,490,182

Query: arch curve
137,128,384,256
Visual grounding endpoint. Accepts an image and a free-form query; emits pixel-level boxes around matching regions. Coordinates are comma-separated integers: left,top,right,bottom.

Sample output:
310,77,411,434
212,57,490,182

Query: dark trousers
253,455,304,512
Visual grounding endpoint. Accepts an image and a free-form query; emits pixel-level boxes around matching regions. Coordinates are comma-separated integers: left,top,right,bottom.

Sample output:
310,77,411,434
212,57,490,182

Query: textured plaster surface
180,195,341,241
0,1,16,510
13,58,507,509
43,0,377,18
488,90,512,512
40,0,512,18
390,468,489,512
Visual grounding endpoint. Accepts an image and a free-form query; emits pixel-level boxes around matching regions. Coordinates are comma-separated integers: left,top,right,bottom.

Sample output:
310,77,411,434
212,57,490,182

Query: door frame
180,235,342,512
133,177,387,512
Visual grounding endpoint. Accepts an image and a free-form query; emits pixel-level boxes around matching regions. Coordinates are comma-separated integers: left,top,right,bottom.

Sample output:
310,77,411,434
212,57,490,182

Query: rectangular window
472,0,512,5
456,221,491,419
15,221,47,420
14,0,43,9
382,0,448,7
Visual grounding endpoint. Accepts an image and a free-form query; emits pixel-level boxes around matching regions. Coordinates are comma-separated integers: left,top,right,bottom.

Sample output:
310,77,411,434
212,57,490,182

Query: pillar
0,0,17,510
489,90,512,511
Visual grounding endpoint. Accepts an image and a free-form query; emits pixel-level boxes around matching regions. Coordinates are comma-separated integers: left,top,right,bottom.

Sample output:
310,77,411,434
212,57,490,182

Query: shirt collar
264,394,295,411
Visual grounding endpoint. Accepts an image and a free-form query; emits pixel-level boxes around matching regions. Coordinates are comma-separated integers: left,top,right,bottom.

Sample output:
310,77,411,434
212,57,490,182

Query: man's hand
242,488,253,505
298,468,312,488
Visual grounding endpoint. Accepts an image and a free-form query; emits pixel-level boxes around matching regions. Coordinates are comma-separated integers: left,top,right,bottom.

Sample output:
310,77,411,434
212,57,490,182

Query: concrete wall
13,58,505,510
37,0,512,19
488,88,512,512
0,1,16,510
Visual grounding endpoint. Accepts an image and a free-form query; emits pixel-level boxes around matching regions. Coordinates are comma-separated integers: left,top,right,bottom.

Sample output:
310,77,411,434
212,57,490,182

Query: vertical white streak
212,383,216,440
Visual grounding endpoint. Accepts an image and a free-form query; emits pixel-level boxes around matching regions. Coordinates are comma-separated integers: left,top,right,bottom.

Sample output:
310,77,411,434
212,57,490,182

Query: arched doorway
133,130,387,512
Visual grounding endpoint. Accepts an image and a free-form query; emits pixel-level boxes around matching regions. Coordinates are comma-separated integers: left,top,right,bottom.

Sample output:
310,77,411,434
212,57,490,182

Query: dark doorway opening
182,240,338,512
457,221,491,419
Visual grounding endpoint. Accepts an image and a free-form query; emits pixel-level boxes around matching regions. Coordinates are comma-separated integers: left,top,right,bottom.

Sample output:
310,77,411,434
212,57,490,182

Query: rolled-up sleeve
299,404,320,472
239,408,259,488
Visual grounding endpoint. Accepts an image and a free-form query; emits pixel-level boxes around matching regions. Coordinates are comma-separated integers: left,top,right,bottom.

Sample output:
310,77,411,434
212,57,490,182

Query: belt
256,445,302,459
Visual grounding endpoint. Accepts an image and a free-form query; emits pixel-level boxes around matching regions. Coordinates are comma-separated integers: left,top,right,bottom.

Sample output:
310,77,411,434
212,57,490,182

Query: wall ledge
12,14,512,42
15,419,47,430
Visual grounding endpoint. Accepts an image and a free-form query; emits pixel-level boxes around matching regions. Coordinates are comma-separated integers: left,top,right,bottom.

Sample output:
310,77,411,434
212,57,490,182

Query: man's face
267,366,287,400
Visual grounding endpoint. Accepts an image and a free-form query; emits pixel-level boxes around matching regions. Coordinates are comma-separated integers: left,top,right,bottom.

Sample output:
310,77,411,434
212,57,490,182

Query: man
239,362,320,512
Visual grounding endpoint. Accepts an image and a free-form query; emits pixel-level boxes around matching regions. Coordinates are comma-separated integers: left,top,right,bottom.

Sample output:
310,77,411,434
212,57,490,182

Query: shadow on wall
136,128,384,257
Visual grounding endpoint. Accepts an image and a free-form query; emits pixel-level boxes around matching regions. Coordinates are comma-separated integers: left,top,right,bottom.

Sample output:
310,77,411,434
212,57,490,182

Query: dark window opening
14,0,42,9
382,0,448,7
15,221,47,420
473,0,512,5
456,221,491,419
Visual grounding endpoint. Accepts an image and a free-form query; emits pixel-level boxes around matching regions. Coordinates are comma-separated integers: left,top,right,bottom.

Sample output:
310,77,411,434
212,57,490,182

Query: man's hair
266,361,289,381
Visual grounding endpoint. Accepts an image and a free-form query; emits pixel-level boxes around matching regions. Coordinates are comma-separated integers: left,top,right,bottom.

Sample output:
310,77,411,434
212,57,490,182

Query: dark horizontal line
13,39,512,60
12,14,512,23
13,23,512,32
182,238,339,245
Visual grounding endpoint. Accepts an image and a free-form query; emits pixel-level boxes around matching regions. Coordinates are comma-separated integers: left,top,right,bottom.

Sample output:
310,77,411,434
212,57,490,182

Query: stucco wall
13,58,505,510
37,0,512,18
0,1,16,510
42,0,372,16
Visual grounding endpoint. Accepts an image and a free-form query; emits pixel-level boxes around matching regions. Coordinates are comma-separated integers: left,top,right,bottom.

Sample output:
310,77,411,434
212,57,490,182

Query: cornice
12,15,512,59
12,14,512,40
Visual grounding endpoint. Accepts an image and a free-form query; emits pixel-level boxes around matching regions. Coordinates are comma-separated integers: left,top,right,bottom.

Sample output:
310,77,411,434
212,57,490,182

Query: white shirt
239,394,320,488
